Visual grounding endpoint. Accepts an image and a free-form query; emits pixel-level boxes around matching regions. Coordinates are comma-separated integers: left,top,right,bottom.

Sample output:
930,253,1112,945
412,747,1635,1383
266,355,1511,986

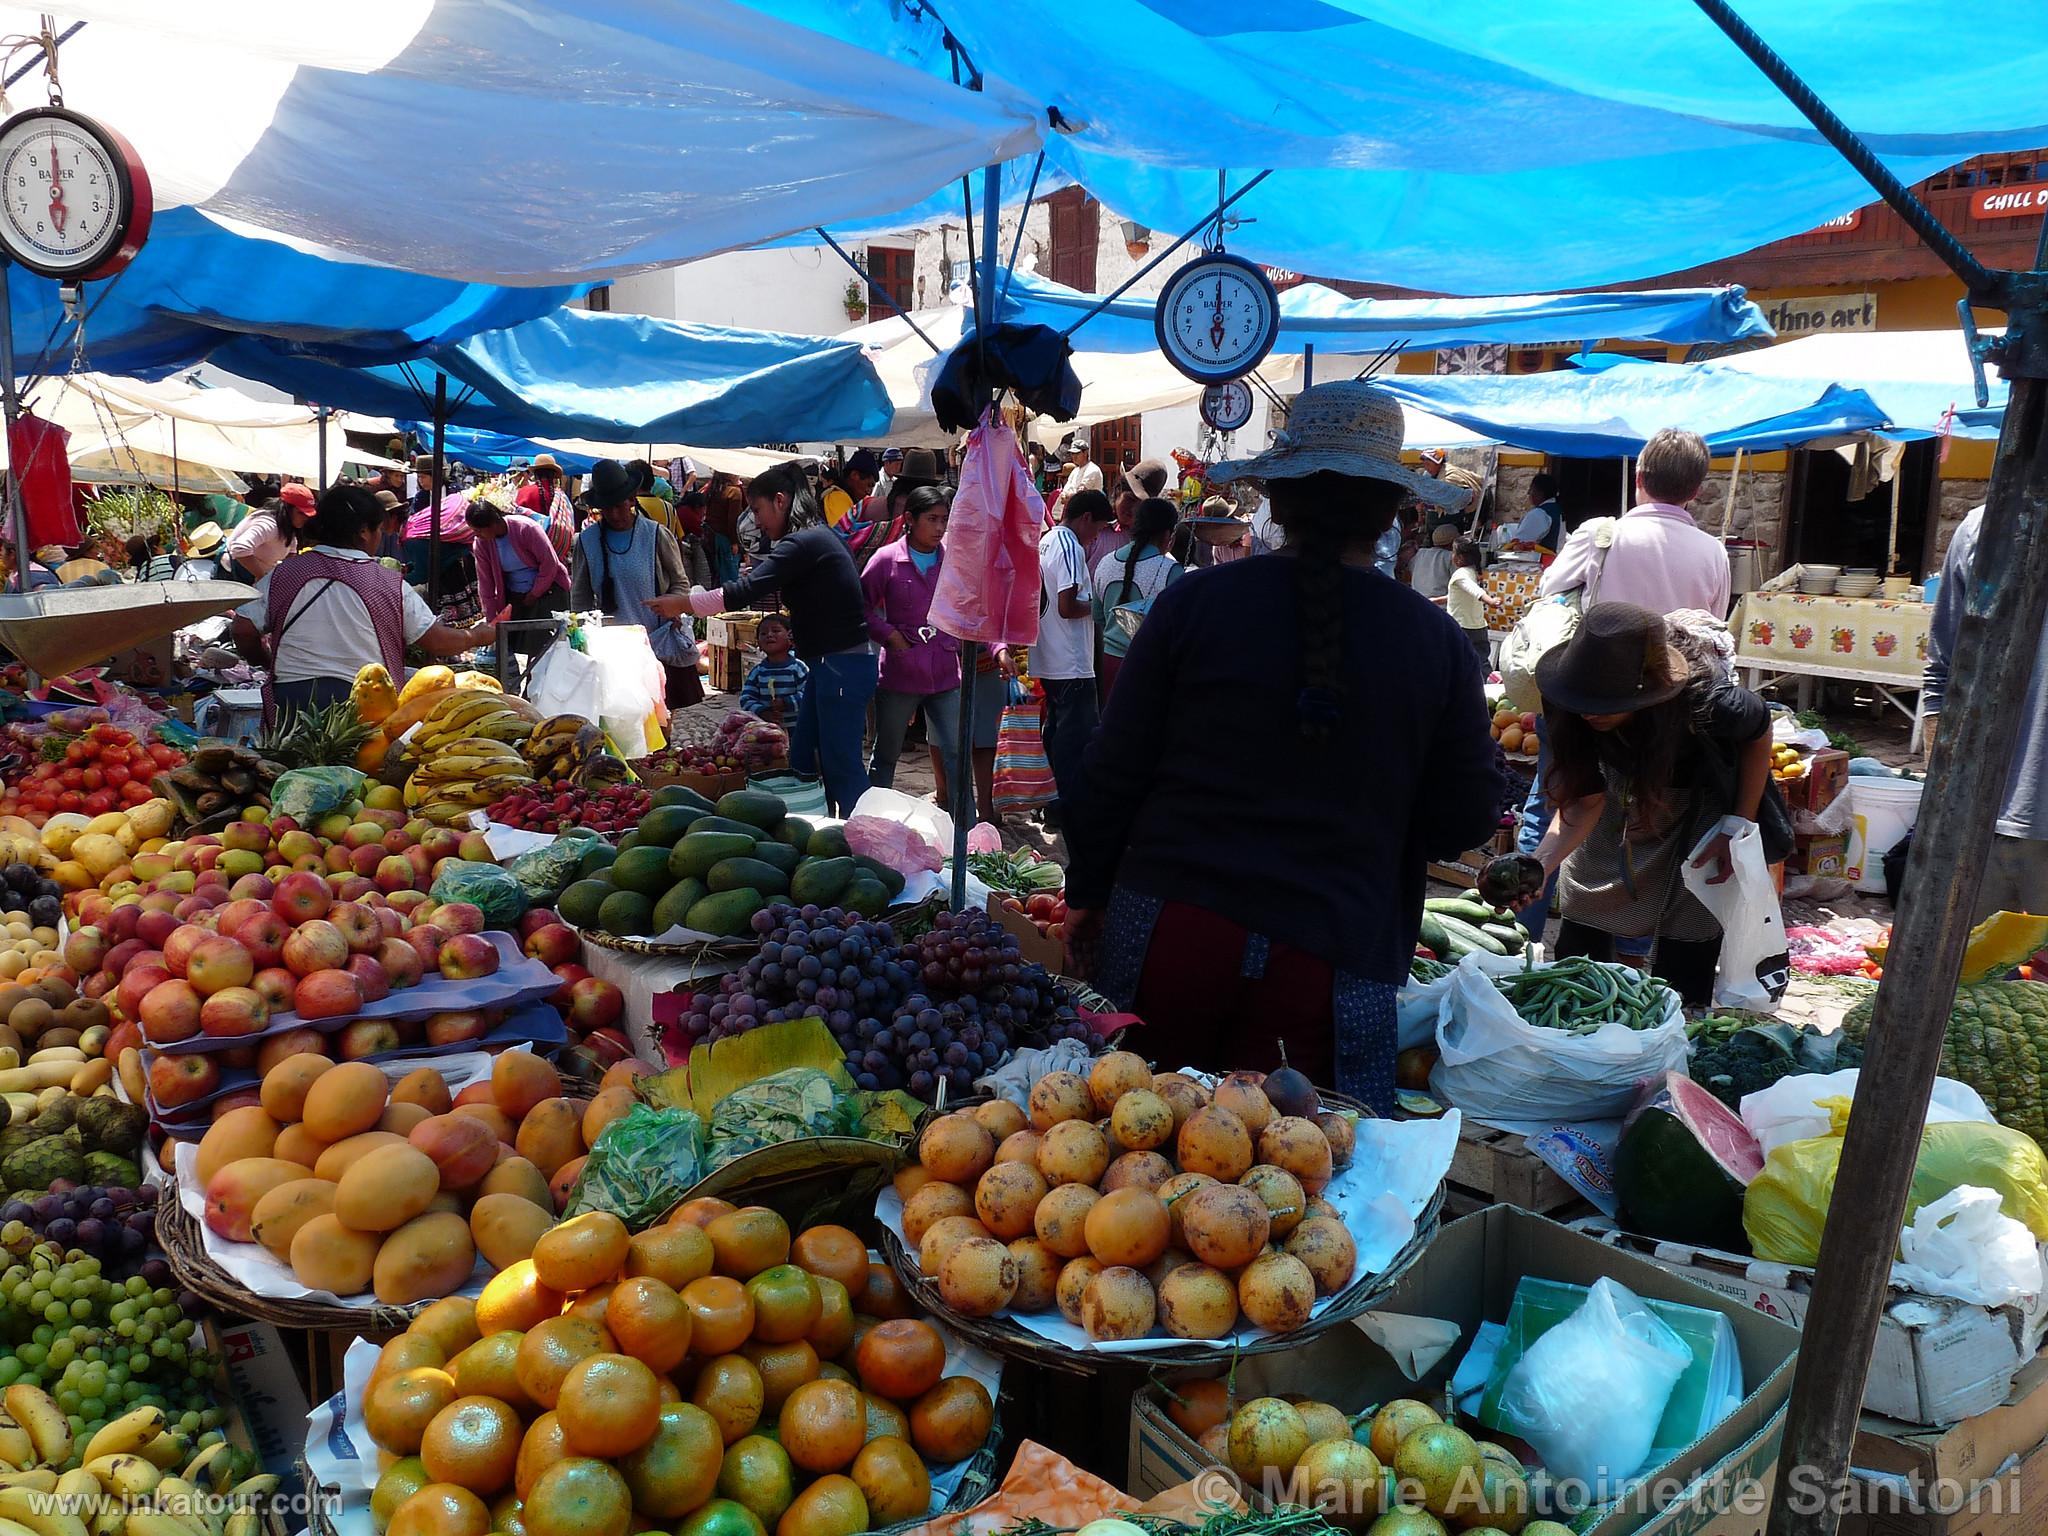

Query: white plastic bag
1397,949,1525,1050
1680,816,1789,1012
1431,954,1688,1127
583,624,667,759
525,640,603,725
1496,1277,1691,1492
1739,1069,1993,1157
1892,1186,2046,1306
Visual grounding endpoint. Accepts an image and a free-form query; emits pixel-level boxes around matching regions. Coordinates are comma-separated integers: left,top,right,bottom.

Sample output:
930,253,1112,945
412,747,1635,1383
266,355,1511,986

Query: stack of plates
1798,563,1841,595
1836,569,1881,597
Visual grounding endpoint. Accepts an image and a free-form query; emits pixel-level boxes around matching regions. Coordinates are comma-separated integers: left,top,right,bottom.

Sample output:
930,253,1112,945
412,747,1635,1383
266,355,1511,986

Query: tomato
63,741,86,764
122,780,150,804
149,744,178,767
31,791,56,813
57,791,82,812
80,767,103,790
83,790,115,816
59,768,82,790
103,763,130,788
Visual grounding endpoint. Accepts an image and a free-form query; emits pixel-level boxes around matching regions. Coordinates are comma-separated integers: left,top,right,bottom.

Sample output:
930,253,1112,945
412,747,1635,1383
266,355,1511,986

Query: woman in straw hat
1062,381,1505,1110
1518,602,1790,1005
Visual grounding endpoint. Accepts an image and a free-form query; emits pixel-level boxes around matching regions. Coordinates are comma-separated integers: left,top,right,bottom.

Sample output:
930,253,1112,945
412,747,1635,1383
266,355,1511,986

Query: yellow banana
84,1455,159,1499
150,1479,219,1536
222,1513,257,1536
121,1514,207,1536
0,1485,94,1536
0,1515,48,1536
177,1446,228,1494
51,1472,100,1510
402,777,424,808
83,1408,164,1467
136,1435,183,1471
436,693,512,733
440,738,528,760
421,801,481,822
0,1429,30,1470
0,1478,53,1495
222,1477,276,1507
1,1390,67,1467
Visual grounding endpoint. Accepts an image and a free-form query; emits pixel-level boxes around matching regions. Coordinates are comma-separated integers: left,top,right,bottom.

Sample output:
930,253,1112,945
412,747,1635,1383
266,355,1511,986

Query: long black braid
1115,496,1182,607
1266,471,1405,745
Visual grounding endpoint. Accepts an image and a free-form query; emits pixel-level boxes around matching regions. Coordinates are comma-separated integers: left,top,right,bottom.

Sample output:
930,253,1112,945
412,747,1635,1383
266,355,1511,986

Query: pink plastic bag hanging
929,412,1044,646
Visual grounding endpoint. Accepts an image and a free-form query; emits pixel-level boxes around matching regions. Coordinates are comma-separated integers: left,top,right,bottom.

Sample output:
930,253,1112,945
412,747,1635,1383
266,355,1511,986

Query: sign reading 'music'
1973,182,2048,219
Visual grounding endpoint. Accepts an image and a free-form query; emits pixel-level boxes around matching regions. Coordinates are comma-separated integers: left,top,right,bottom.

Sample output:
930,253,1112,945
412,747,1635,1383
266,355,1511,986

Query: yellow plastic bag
1744,1097,2048,1264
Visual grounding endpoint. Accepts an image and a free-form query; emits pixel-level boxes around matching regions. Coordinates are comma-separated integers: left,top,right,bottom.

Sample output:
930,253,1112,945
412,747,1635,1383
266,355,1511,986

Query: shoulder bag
1499,516,1616,714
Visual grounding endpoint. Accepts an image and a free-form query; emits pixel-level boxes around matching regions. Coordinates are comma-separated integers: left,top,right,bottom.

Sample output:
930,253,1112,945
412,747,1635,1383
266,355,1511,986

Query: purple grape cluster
0,1184,158,1275
672,904,1091,1101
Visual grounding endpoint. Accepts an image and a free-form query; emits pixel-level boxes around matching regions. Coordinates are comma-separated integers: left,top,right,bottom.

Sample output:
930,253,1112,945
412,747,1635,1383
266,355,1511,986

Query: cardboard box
1577,1222,2048,1427
987,894,1064,972
1794,831,1850,878
212,1317,312,1498
1128,1206,1799,1536
1842,1405,2048,1536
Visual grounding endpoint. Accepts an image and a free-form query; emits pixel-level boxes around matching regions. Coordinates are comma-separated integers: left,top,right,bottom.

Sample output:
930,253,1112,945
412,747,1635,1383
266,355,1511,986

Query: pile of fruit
154,741,288,829
555,788,907,942
192,1051,637,1303
1770,742,1807,786
638,742,746,780
489,781,651,837
514,913,633,1083
991,892,1068,947
360,1201,993,1536
0,722,184,825
1488,706,1540,760
0,1184,160,1277
523,715,630,791
899,1052,1359,1342
397,691,542,822
673,905,1089,1102
0,1058,146,1202
1167,1385,1556,1536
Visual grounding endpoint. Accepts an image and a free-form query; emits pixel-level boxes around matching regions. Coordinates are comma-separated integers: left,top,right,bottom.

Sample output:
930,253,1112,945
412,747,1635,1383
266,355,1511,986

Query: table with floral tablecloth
1732,591,1932,677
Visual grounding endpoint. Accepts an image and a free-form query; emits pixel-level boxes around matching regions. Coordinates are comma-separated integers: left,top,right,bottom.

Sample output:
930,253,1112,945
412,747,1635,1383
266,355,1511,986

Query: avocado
749,841,803,875
687,888,764,938
707,857,791,896
651,878,708,936
788,856,856,906
690,815,765,839
575,842,620,879
640,805,709,847
651,784,717,813
715,789,787,831
777,816,816,850
557,877,615,929
611,845,677,898
841,877,890,917
669,831,760,882
852,855,907,898
597,888,657,937
806,824,851,860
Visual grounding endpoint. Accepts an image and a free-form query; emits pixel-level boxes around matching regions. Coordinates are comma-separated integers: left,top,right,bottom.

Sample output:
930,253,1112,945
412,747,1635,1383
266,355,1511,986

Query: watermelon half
1614,1072,1766,1253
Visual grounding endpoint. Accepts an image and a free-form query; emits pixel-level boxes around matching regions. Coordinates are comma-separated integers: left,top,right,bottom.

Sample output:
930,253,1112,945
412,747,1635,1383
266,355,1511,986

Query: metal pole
1885,453,1904,574
169,415,178,497
0,264,30,598
429,375,447,608
1303,343,1313,391
316,405,329,493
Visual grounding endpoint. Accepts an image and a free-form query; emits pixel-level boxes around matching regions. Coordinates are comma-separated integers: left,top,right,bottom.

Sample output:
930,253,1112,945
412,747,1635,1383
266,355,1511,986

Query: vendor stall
1732,589,1933,748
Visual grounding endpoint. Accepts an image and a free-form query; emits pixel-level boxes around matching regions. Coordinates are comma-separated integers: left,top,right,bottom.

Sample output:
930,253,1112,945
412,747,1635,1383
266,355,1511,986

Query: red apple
345,954,391,1003
421,828,461,861
199,986,269,1038
251,967,298,1014
209,1087,263,1117
341,822,385,851
214,898,267,938
403,845,434,882
139,890,180,915
336,877,377,904
377,937,425,990
275,829,321,864
401,924,449,972
291,854,327,875
349,844,386,879
116,962,170,1021
172,895,217,923
161,925,209,979
273,872,332,924
424,1009,491,1046
83,971,116,1001
456,832,494,863
63,926,110,974
187,935,256,997
548,963,591,1008
522,923,579,968
374,855,417,895
372,904,406,940
435,903,486,937
328,901,383,954
437,933,499,980
567,977,625,1031
388,889,431,916
294,969,364,1021
270,815,300,838
232,910,290,971
188,846,222,875
148,1051,220,1109
584,1028,634,1068
336,1018,400,1059
219,821,269,855
133,907,180,953
228,873,276,904
104,936,147,978
138,978,203,1043
282,920,350,977
104,1018,142,1059
518,908,561,940
255,1026,325,1074
101,903,138,941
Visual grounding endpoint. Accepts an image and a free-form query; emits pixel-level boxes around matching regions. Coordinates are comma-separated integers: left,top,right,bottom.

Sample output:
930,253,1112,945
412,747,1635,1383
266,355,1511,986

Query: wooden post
1720,448,1744,536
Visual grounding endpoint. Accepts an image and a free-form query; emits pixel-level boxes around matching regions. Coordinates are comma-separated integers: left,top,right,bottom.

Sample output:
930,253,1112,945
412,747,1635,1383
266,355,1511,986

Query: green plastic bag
429,859,528,929
269,766,368,823
706,1067,862,1170
509,835,597,906
1744,1096,2048,1263
564,1104,706,1227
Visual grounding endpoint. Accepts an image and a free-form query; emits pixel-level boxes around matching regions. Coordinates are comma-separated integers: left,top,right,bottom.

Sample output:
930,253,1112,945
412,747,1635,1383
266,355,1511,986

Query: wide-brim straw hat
529,453,562,474
1214,381,1462,507
1536,603,1691,716
185,522,225,555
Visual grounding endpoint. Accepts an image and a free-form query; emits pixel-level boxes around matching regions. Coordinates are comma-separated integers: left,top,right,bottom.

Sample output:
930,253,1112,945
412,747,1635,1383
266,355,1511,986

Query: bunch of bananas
0,1396,272,1536
522,715,627,789
402,691,539,821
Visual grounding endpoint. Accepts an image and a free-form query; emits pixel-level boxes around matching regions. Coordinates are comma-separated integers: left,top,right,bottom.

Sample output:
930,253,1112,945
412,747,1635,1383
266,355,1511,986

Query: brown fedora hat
1535,603,1691,716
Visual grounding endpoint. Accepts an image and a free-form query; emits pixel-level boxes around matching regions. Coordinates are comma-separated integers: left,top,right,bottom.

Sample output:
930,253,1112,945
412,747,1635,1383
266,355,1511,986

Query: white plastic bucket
1846,776,1925,893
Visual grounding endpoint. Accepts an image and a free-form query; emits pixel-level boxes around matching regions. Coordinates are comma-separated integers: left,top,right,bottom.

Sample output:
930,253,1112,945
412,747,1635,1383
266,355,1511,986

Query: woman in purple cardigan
467,500,572,663
860,486,963,803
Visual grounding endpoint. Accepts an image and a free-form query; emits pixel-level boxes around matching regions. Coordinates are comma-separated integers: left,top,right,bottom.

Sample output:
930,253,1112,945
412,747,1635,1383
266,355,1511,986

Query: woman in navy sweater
1064,383,1505,1111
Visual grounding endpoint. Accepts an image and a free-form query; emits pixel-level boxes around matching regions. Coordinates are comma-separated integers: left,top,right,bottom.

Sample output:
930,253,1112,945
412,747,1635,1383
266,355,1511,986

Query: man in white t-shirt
1052,431,1104,518
1036,488,1114,824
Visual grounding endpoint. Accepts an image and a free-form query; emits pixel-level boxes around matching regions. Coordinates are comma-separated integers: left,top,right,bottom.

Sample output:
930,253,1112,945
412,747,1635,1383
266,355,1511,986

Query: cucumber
1418,914,1451,956
1435,914,1506,956
1424,897,1512,925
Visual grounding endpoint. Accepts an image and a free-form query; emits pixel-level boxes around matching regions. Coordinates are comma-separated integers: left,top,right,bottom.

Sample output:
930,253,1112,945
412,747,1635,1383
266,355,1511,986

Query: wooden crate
1443,1119,1582,1216
1426,824,1515,889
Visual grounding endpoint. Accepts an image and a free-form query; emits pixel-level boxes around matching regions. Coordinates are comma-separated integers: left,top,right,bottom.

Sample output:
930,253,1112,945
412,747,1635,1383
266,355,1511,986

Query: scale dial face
1200,379,1254,432
0,107,152,281
1155,252,1280,385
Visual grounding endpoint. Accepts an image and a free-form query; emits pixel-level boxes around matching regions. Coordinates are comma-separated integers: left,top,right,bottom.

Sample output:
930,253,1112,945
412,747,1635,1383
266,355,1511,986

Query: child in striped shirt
739,615,808,723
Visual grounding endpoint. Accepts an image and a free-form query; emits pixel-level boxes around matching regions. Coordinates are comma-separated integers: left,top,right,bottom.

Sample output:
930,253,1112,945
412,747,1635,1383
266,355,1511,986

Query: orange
861,1396,909,1446
680,1497,769,1536
618,1401,724,1519
372,1457,433,1536
681,1276,756,1355
366,1367,460,1457
556,1353,661,1458
606,1275,693,1372
845,1315,880,1363
690,1354,765,1444
670,1196,738,1229
389,1482,491,1536
776,1379,865,1475
489,1492,524,1536
373,1334,447,1386
532,1211,630,1294
449,1333,536,1415
745,1265,821,1344
788,1226,868,1294
852,1319,945,1404
910,1376,993,1463
412,1297,483,1360
420,1396,523,1496
476,1261,565,1336
773,1474,866,1536
514,1413,569,1501
853,1262,914,1320
717,1434,795,1529
806,1278,854,1360
520,1458,631,1536
626,1223,715,1290
850,1436,931,1525
705,1207,791,1279
741,1338,820,1416
816,1361,854,1385
514,1315,615,1411
563,1282,613,1328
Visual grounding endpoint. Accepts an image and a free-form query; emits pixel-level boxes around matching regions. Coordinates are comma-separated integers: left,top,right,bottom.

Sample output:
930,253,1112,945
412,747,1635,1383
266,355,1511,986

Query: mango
316,1131,410,1182
204,1157,314,1242
336,1143,442,1233
374,1211,477,1306
196,1105,281,1186
470,1193,553,1270
514,1099,583,1180
250,1178,338,1260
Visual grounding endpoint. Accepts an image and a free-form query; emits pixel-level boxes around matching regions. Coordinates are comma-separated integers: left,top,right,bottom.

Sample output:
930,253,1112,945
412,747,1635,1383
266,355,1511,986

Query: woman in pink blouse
860,486,962,802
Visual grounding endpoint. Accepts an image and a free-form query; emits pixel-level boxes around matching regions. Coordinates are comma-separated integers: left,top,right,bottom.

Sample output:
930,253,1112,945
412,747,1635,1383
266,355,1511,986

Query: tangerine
682,1275,757,1355
513,1413,569,1501
773,1474,866,1536
855,1262,914,1319
807,1277,855,1359
909,1377,994,1463
679,1499,768,1536
413,1297,484,1360
852,1319,945,1403
691,1353,766,1443
489,1492,524,1536
718,1434,796,1529
705,1206,791,1279
372,1457,433,1536
520,1458,631,1536
373,1334,447,1386
607,1275,693,1372
388,1483,491,1536
850,1436,931,1525
420,1396,523,1496
562,1282,612,1328
861,1395,910,1445
742,1337,821,1415
670,1196,739,1229
618,1401,724,1519
746,1264,822,1343
366,1367,460,1456
626,1222,716,1290
788,1225,868,1293
449,1333,535,1415
476,1262,565,1336
514,1315,615,1410
776,1378,865,1474
532,1211,630,1294
557,1353,662,1457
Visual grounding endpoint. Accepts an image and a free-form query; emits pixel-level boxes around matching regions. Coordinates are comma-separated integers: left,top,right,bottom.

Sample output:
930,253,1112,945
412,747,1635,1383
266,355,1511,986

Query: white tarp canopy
1708,328,2008,437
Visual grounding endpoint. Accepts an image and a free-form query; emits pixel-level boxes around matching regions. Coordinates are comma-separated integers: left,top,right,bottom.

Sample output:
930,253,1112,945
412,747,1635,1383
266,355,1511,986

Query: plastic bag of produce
564,1103,706,1226
269,765,368,823
1740,1069,1991,1157
1892,1186,2046,1306
429,859,528,929
1398,949,1523,1050
706,1067,862,1168
1496,1277,1690,1493
508,835,598,906
1744,1098,2048,1263
1431,954,1688,1127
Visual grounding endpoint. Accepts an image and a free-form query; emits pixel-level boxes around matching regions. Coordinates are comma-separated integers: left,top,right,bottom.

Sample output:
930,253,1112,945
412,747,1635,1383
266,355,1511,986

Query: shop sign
1761,292,1877,336
1813,209,1863,233
1972,182,2048,219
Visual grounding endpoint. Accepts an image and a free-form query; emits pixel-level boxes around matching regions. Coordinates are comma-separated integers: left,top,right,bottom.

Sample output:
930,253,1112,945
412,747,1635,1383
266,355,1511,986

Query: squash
1960,911,2048,985
396,664,454,706
349,662,399,724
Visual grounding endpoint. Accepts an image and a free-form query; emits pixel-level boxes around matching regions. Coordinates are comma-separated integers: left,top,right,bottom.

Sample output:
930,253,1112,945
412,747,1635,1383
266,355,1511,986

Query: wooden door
1045,187,1100,292
865,246,914,315
1090,415,1142,481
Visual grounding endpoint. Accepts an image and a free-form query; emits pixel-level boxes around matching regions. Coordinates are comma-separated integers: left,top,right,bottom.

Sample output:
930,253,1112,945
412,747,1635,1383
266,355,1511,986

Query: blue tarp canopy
213,308,894,448
1706,329,2007,439
1377,365,1894,457
422,428,603,477
983,268,1774,353
18,3,2048,293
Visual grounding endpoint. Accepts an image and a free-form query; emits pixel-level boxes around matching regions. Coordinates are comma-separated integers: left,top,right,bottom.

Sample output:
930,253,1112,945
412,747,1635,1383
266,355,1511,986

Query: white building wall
606,248,855,337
